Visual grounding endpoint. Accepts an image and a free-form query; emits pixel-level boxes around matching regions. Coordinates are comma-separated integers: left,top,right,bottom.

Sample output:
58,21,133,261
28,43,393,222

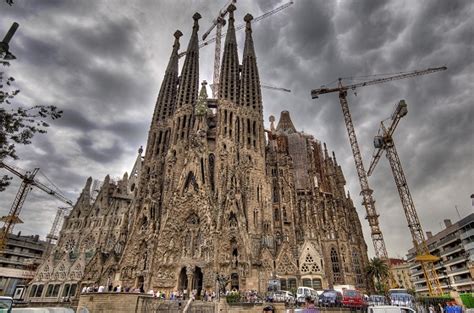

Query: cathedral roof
276,110,297,134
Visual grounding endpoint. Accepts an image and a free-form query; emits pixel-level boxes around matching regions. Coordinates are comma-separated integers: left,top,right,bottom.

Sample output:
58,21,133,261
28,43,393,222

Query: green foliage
226,292,240,304
366,257,390,291
0,64,63,191
460,293,474,308
417,295,454,307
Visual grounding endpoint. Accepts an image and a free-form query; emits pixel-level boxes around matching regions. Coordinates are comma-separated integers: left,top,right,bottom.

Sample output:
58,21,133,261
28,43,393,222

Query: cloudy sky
1,0,473,258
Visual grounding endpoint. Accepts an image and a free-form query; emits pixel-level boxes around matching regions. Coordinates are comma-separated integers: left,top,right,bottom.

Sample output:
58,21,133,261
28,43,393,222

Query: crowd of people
80,285,220,302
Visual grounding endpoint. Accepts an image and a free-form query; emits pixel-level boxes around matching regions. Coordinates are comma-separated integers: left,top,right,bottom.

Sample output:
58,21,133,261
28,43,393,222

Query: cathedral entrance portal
178,267,188,292
193,266,203,296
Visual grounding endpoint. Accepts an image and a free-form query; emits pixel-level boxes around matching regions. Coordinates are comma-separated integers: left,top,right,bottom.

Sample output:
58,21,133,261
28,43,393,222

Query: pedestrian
429,304,435,313
304,296,319,313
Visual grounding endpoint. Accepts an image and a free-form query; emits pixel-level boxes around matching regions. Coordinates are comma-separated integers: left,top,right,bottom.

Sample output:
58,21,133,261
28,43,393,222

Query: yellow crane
0,161,73,252
310,66,447,261
367,100,442,295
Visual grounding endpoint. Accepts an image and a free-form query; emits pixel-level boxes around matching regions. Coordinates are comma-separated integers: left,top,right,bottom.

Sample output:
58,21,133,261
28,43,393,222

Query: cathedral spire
176,13,201,109
218,4,240,103
153,30,183,121
276,111,296,134
239,13,262,108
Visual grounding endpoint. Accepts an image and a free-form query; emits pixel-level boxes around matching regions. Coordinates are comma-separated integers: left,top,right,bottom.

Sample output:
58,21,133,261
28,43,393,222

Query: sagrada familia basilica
27,4,370,304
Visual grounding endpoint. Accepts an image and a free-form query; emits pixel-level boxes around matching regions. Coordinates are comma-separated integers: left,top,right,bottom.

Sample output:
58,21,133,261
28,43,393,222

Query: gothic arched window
331,247,341,283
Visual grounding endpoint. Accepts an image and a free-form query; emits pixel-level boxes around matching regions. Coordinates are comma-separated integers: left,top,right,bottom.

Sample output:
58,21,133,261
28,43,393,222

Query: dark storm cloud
0,0,472,257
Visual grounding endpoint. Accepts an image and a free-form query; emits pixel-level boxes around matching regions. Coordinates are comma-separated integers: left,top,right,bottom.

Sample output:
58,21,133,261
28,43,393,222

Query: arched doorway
179,267,188,291
194,267,203,296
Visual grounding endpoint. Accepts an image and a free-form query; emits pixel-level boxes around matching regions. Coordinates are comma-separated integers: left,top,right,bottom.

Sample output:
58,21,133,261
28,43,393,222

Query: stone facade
26,153,142,304
26,6,370,303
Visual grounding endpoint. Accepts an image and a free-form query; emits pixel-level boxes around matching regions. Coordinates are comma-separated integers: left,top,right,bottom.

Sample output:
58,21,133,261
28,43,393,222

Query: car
388,289,414,308
0,296,13,313
319,289,342,307
368,295,389,306
342,289,367,309
296,287,319,305
268,290,295,302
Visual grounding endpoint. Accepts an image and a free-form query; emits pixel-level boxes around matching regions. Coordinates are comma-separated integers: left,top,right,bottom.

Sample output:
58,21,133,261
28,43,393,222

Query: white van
368,305,415,313
296,286,318,304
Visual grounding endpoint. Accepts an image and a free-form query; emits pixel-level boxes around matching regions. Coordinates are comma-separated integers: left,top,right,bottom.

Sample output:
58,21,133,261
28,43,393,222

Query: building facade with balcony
0,232,48,297
389,258,414,290
407,213,473,295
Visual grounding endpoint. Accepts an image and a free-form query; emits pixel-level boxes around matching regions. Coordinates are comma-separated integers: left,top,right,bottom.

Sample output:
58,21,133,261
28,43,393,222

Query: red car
342,289,367,309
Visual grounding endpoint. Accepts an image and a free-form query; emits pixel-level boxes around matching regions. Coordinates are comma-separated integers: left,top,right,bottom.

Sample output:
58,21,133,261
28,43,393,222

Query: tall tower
218,4,239,103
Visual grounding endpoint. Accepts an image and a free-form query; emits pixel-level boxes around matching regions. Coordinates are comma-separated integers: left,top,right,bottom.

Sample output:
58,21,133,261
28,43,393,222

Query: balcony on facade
441,245,463,257
460,228,474,241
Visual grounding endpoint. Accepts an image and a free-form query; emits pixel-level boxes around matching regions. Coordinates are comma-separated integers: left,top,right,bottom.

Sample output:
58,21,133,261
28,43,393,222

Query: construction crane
44,207,70,257
179,1,294,98
0,161,73,252
200,0,235,98
367,100,442,295
310,66,447,261
210,83,291,93
261,84,291,93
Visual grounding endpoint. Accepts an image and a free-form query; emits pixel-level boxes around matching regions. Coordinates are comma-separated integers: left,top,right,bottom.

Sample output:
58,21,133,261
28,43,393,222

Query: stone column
186,266,194,296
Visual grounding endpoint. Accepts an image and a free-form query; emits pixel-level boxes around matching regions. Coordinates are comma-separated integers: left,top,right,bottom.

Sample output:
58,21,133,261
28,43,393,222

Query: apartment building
407,213,473,295
389,258,414,290
0,232,48,297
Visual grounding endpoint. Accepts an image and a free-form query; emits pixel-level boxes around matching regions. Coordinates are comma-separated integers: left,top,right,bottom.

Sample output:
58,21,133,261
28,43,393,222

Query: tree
1,62,63,191
366,257,390,294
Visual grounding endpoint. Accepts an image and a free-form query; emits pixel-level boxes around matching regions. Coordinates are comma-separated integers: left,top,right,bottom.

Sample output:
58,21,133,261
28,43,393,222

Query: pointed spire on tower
78,177,93,205
332,151,338,166
323,142,329,159
239,13,262,108
176,13,201,109
153,30,182,121
219,4,240,103
276,111,297,134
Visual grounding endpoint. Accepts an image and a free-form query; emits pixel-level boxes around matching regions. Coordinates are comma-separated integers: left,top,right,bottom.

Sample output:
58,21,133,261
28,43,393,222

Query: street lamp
0,22,19,60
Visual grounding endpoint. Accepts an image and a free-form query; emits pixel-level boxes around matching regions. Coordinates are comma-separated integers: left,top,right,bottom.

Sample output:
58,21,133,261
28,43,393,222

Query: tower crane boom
309,65,447,262
367,100,442,295
0,161,73,252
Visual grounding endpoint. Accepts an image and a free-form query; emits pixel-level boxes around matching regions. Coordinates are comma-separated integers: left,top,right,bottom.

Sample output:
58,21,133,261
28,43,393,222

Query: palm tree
366,257,390,293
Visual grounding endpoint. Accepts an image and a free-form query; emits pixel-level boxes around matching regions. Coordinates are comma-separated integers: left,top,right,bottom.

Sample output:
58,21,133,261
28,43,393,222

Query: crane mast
310,66,447,261
338,89,388,259
0,168,39,251
368,100,442,295
0,161,73,252
44,207,69,258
